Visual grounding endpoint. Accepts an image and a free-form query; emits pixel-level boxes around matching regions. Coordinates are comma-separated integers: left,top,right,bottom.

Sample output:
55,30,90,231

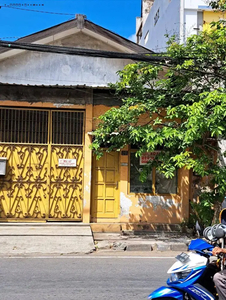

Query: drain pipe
180,0,185,45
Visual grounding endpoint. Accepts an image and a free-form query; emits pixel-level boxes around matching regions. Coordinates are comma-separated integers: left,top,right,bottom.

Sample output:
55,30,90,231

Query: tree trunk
212,201,222,225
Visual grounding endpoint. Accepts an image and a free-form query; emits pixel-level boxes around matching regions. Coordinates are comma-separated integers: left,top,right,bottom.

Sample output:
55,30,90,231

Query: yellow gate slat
49,145,83,220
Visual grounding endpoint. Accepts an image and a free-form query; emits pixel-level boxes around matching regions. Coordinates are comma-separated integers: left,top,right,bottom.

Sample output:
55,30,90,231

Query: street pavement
0,256,176,300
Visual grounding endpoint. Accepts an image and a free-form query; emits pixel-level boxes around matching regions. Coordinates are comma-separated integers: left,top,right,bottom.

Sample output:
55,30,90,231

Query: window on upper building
137,30,142,43
144,30,149,44
154,8,160,26
129,151,177,194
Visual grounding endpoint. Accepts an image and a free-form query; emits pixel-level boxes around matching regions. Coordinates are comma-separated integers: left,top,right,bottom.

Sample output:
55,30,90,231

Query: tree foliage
209,0,226,11
91,3,226,226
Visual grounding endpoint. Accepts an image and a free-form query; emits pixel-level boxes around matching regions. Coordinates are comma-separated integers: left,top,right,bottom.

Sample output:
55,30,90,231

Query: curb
93,231,191,252
94,239,190,252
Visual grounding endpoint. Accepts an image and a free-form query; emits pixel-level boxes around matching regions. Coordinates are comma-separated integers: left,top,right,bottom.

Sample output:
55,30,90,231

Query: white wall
139,0,210,53
139,0,181,52
184,9,199,40
184,0,211,42
185,0,209,9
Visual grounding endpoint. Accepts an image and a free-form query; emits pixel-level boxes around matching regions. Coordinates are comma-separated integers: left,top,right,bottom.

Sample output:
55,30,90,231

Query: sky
0,0,141,41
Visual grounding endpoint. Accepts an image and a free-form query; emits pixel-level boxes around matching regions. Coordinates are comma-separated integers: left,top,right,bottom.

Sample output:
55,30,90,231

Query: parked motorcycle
148,224,226,300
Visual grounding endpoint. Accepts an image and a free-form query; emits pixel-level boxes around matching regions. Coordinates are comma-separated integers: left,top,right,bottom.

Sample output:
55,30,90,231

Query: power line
0,37,20,40
0,5,74,15
0,17,75,41
0,40,172,64
0,41,219,80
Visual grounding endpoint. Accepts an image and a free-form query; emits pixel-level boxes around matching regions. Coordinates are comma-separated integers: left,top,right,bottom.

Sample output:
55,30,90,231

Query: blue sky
0,0,141,41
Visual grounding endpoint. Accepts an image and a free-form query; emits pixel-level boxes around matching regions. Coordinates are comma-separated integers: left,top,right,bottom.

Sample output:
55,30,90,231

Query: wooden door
92,152,119,218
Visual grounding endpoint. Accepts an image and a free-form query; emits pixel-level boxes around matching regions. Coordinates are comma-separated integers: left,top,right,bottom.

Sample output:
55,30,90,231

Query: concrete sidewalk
0,223,193,256
93,232,192,253
0,223,95,256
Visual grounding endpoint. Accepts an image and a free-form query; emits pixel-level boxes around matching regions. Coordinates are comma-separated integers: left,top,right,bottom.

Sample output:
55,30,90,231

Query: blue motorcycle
148,224,226,300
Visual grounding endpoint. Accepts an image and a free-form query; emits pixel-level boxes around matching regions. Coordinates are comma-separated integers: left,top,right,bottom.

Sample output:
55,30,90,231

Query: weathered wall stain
0,34,129,87
138,196,181,211
53,103,74,108
120,192,132,218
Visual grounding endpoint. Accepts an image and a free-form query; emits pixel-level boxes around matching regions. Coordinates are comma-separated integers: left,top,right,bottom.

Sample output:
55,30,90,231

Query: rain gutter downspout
180,0,185,45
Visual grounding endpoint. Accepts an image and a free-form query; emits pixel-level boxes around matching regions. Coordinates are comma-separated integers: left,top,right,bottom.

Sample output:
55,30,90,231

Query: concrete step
0,223,95,255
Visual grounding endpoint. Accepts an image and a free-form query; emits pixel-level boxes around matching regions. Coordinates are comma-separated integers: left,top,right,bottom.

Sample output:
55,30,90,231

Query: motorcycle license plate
175,252,189,263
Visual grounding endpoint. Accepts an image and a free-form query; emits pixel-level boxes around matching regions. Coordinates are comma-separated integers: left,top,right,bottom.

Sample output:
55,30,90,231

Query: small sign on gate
0,157,7,175
58,159,77,167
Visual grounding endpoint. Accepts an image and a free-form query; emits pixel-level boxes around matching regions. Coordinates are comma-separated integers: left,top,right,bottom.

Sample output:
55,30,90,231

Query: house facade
136,0,225,53
0,15,190,231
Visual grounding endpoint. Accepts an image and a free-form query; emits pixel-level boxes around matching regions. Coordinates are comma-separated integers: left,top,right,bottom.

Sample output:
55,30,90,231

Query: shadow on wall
124,192,185,232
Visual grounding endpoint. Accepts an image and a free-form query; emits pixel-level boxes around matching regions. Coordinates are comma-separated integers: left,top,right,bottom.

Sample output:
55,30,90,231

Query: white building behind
136,0,214,53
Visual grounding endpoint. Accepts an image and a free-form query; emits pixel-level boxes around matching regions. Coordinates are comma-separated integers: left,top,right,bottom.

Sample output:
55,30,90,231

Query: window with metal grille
0,108,48,144
52,111,84,145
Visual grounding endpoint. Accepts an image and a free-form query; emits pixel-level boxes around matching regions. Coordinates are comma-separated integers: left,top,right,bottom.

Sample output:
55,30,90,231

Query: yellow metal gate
0,108,84,221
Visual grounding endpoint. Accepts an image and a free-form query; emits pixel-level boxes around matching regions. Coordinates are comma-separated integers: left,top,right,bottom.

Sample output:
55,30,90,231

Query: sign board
0,157,7,175
58,159,77,167
140,151,160,165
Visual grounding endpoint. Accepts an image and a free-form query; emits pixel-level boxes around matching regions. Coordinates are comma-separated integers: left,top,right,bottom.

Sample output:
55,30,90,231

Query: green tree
91,5,226,227
209,0,226,11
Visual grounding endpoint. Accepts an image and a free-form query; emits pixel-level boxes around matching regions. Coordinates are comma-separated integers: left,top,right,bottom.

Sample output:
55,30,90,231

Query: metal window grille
52,111,84,145
0,108,48,144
